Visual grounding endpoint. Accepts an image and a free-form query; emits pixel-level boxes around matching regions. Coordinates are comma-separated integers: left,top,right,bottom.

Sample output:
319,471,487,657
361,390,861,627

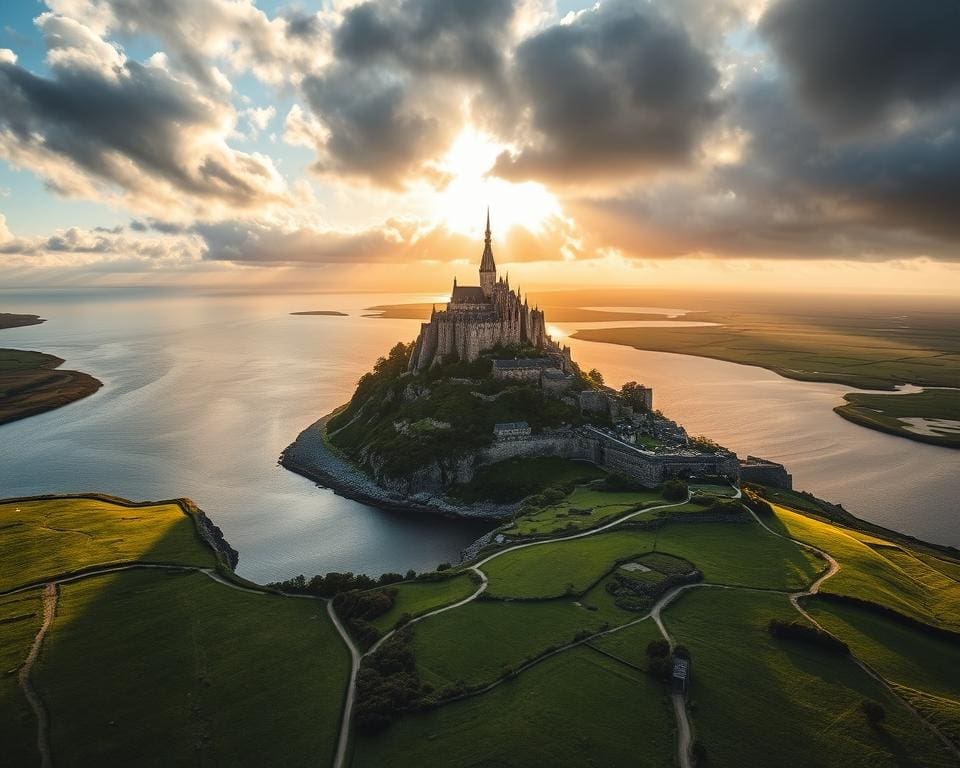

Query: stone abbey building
407,213,568,373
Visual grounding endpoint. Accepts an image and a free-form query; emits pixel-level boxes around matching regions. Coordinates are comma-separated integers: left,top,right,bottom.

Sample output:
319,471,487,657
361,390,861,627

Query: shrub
662,479,688,501
673,644,691,661
646,640,670,659
436,562,452,571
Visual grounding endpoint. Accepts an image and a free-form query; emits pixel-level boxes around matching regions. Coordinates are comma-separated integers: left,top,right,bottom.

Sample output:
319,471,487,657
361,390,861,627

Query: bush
768,619,849,655
662,479,688,501
646,640,670,658
673,644,691,661
436,562,452,571
861,700,886,726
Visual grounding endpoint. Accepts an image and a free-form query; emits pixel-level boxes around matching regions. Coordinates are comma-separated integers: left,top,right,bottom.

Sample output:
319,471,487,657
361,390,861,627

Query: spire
480,209,496,275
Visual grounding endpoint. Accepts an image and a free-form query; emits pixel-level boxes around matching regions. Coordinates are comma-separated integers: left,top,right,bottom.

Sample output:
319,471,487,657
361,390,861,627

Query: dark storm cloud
493,0,721,183
300,0,515,186
761,0,960,133
570,76,960,261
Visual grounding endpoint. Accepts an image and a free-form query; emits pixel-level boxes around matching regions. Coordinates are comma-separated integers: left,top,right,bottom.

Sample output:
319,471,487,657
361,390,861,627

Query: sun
430,127,561,237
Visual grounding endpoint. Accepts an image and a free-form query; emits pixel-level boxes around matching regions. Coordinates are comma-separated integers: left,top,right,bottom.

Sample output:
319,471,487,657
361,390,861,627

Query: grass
368,574,479,632
589,616,665,670
34,569,350,767
482,520,823,599
411,584,636,690
504,486,663,536
0,497,217,591
450,457,605,504
770,504,960,631
804,598,960,703
835,389,960,448
663,588,955,767
0,591,42,766
0,348,101,425
352,645,675,768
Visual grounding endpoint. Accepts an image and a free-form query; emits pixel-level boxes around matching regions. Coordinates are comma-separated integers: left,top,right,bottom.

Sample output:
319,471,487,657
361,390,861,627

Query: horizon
1,0,959,297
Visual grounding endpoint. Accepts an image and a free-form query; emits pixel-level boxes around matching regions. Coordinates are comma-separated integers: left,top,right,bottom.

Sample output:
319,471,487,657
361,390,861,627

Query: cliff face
325,342,589,491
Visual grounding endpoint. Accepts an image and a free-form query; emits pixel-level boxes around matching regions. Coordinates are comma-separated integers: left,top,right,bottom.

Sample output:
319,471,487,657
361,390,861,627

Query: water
1,292,957,587
554,323,959,547
0,291,491,584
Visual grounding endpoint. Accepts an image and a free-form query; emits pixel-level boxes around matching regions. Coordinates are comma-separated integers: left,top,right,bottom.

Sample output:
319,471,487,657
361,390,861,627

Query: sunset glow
429,128,562,238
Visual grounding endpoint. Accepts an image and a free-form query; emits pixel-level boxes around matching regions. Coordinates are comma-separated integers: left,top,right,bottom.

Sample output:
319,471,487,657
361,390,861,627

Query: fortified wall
477,426,740,486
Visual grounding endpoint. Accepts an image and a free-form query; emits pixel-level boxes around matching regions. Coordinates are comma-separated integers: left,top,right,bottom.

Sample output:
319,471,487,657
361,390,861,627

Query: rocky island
281,219,776,519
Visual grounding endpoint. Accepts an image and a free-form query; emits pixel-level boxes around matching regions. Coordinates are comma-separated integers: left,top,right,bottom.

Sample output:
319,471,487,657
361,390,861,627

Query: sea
1,290,956,584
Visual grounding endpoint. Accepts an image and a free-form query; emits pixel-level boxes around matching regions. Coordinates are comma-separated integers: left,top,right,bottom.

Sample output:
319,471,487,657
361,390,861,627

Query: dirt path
19,583,57,768
327,600,361,768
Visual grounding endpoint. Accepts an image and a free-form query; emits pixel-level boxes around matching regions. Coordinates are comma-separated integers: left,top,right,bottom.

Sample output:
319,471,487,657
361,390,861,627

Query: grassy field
450,457,605,504
34,569,350,767
805,599,960,702
352,645,675,768
369,574,479,632
482,520,822,599
835,389,960,448
0,347,101,425
504,486,663,536
770,504,960,631
411,585,636,689
0,591,42,766
664,588,955,767
0,497,218,591
589,616,665,670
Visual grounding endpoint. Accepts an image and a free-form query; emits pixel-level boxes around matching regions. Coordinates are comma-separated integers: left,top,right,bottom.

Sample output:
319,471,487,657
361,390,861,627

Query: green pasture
352,645,675,768
0,497,217,591
369,574,479,632
770,505,960,631
0,591,42,766
836,389,960,448
804,599,960,702
33,569,350,767
450,457,605,503
589,616,665,671
482,520,822,599
664,588,954,767
505,486,664,536
412,584,636,689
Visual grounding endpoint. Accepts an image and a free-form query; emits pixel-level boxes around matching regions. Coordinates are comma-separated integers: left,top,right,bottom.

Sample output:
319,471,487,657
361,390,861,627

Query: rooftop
450,285,488,303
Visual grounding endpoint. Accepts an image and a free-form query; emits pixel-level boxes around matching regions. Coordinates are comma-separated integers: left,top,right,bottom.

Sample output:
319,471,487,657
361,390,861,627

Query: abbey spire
479,208,496,297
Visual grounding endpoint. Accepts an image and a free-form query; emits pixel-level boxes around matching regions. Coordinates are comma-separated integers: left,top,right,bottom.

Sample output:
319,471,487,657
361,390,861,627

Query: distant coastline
291,310,349,316
0,312,103,425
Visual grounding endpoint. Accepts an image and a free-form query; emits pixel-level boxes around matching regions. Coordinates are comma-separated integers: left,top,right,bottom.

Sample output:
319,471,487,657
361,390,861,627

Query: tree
861,700,886,726
673,644,691,660
587,368,605,387
662,479,688,501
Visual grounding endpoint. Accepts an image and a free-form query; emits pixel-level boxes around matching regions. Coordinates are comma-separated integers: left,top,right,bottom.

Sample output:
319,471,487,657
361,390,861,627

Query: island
291,310,349,316
0,313,102,425
3,228,959,766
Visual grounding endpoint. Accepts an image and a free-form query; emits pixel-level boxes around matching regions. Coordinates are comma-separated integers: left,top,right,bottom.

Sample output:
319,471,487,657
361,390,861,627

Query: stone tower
480,208,496,298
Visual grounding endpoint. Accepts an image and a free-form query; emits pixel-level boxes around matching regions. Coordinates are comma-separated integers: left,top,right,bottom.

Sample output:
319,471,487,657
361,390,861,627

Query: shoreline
279,409,517,522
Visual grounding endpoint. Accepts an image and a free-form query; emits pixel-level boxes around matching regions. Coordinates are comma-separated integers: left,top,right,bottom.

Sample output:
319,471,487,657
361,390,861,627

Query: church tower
479,208,496,298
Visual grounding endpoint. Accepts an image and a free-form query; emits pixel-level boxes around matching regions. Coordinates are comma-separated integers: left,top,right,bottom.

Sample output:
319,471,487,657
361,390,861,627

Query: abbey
407,213,568,372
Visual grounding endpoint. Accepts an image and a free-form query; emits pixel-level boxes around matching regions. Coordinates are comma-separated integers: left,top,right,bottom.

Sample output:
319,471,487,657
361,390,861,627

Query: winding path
19,583,57,768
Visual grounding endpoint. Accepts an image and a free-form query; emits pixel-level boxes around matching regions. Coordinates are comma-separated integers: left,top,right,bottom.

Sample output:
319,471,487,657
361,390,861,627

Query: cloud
761,0,960,134
194,212,580,266
492,0,721,185
566,75,960,261
0,13,289,219
298,0,518,186
46,0,332,87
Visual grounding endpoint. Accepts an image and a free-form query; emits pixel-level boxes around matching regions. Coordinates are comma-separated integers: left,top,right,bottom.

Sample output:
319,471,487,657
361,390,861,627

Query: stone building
493,421,533,440
407,212,572,372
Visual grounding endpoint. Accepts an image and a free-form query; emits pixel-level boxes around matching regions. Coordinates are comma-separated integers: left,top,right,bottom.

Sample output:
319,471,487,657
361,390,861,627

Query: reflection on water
0,292,957,587
557,323,960,547
0,292,491,584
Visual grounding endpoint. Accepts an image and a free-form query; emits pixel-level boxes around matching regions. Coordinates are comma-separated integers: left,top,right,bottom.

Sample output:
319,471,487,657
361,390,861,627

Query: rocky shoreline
279,411,517,521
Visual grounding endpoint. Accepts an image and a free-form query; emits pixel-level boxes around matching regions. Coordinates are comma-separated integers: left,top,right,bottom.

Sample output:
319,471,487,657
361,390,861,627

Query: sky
0,0,959,296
